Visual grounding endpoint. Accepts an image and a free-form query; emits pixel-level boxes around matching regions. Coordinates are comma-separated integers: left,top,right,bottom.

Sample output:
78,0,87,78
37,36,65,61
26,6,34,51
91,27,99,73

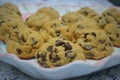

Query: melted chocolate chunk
64,42,72,51
87,52,94,57
12,25,17,29
49,53,60,63
21,34,26,42
56,30,60,36
0,21,5,26
56,40,65,46
109,37,114,41
47,46,53,52
82,11,88,16
54,48,58,53
99,40,105,44
91,32,96,37
16,48,22,54
36,51,40,58
84,45,92,50
77,24,84,29
55,64,61,67
84,33,89,38
116,33,119,37
40,54,47,61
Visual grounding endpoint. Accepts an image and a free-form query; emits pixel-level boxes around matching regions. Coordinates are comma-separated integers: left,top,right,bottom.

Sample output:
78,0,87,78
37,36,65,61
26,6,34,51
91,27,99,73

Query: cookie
102,7,120,24
36,37,86,68
1,2,21,16
104,23,120,47
77,7,98,18
44,19,72,41
71,18,101,40
61,12,84,24
36,7,60,19
6,24,44,59
26,13,51,31
75,29,114,59
0,7,21,19
93,15,107,29
0,18,24,42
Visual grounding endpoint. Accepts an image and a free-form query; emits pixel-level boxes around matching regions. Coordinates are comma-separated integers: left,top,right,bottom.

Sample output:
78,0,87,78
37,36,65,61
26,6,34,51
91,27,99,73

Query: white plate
0,41,120,79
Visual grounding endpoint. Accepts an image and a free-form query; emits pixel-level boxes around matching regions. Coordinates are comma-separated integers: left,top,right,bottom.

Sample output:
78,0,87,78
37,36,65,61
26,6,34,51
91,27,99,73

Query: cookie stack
0,2,120,68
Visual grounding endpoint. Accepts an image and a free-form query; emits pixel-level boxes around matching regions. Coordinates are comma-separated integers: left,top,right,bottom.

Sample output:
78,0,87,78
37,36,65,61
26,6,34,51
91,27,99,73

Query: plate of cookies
0,2,120,79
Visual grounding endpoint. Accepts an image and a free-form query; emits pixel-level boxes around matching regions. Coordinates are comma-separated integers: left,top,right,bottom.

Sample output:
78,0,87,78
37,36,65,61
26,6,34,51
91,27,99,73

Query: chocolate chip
21,34,26,42
84,45,92,50
36,51,40,58
109,37,114,41
31,37,38,45
91,32,96,37
55,64,61,67
116,33,119,37
16,48,22,54
49,53,60,63
56,40,65,46
64,42,72,51
65,50,75,59
56,30,60,36
0,21,5,26
38,61,49,68
82,11,88,16
41,54,47,61
47,46,53,52
84,33,89,38
77,24,84,29
12,25,17,29
87,52,94,57
99,40,105,44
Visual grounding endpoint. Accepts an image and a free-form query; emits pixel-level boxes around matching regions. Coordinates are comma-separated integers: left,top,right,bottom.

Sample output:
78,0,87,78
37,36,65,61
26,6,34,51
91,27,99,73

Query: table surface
0,0,120,80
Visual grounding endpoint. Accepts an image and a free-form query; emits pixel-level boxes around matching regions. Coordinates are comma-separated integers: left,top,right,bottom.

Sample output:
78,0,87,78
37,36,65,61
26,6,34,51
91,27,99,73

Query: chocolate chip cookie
75,29,114,59
36,7,60,19
104,23,120,47
6,24,44,59
36,37,86,68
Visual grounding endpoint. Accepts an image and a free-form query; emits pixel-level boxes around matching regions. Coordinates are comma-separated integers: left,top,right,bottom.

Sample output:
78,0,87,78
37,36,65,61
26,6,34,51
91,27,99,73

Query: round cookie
93,15,107,29
44,19,72,41
26,13,51,31
36,38,86,68
102,7,120,24
61,12,84,24
6,24,44,59
0,7,21,19
1,2,21,16
104,23,120,47
36,7,60,19
75,29,114,59
71,17,101,40
0,18,24,42
77,7,98,18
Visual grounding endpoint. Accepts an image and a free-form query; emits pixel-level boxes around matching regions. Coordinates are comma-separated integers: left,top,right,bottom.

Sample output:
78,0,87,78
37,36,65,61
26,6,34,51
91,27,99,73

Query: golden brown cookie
1,2,21,16
102,7,120,24
77,7,98,18
0,18,24,42
104,23,120,47
6,24,44,59
36,37,86,68
75,29,114,59
61,12,84,24
26,13,51,31
36,7,60,19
